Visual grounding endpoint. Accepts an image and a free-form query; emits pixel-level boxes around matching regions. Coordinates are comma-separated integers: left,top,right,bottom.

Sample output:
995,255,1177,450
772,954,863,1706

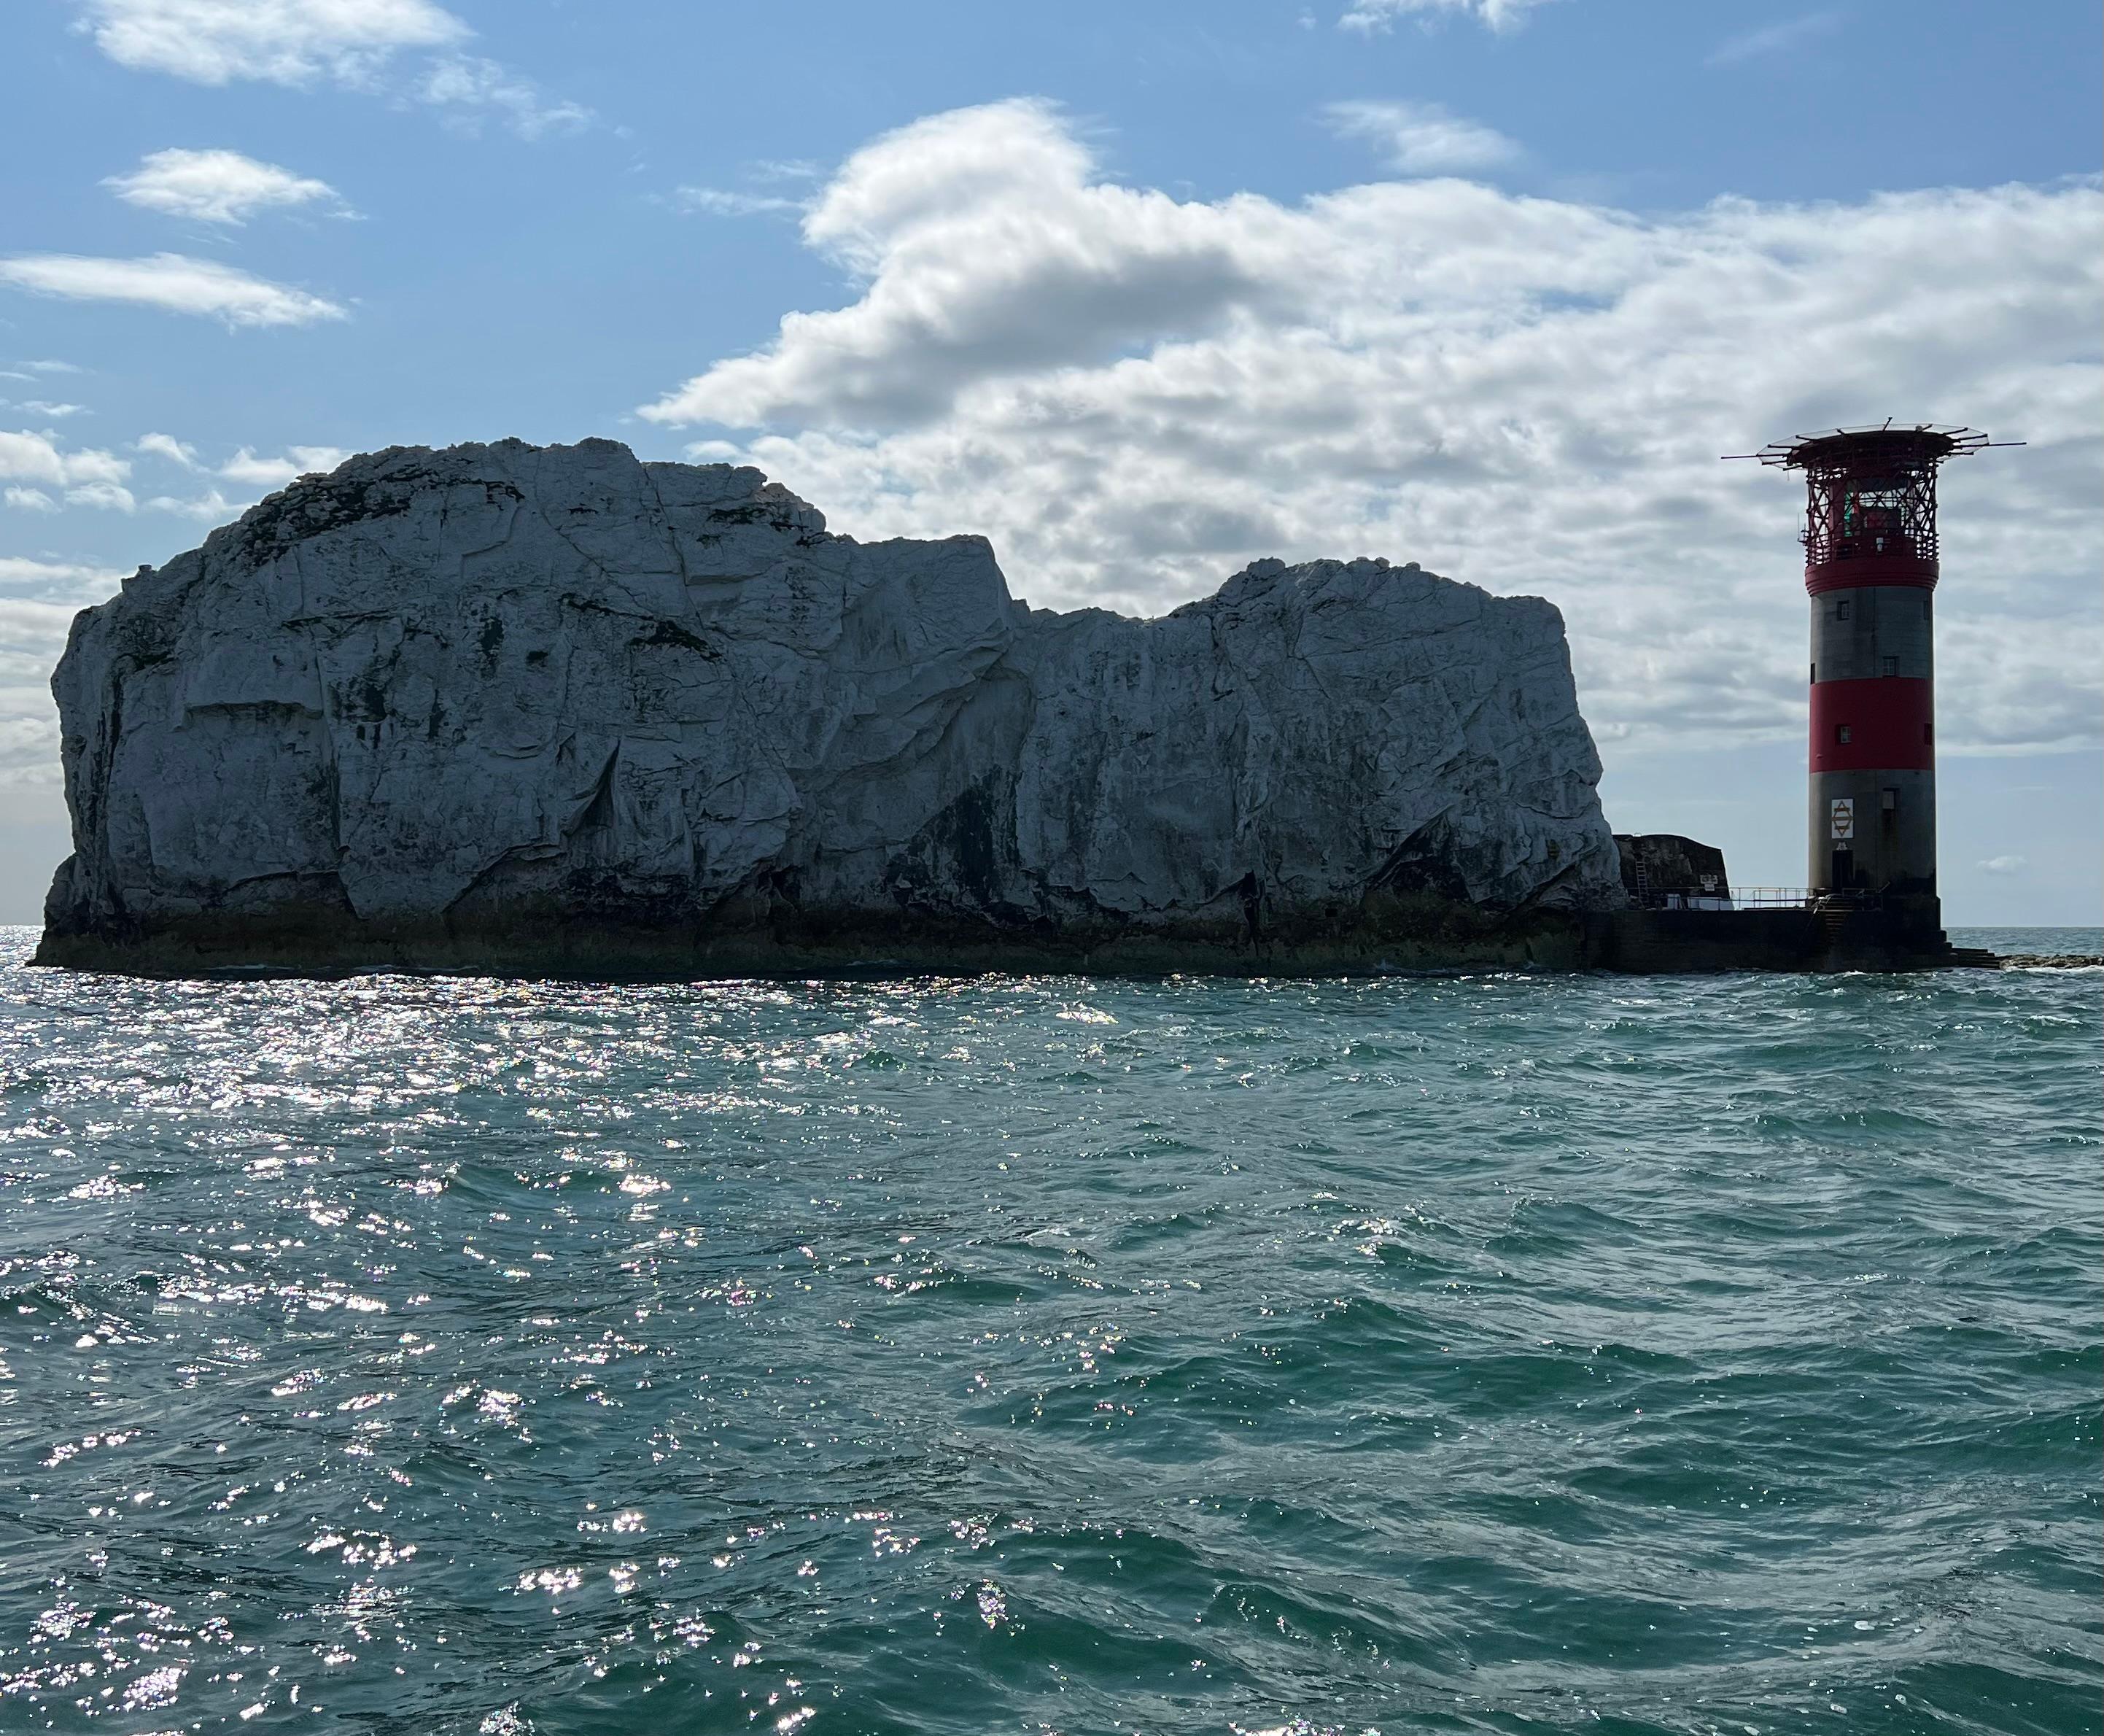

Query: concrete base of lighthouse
1580,900,1979,974
1580,831,1976,974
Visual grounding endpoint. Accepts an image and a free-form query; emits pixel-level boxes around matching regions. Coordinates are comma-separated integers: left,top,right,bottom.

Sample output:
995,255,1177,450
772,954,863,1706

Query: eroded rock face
39,438,1623,973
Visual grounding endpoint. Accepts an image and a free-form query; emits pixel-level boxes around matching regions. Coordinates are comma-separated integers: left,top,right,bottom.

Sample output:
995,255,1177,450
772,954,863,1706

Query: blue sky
3,0,2100,923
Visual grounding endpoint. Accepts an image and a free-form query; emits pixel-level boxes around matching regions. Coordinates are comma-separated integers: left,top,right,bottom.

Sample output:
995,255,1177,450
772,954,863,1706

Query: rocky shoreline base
33,903,2078,981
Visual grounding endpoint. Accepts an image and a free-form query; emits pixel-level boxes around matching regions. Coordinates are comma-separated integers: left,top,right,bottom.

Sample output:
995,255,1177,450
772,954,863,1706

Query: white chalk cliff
41,439,1623,972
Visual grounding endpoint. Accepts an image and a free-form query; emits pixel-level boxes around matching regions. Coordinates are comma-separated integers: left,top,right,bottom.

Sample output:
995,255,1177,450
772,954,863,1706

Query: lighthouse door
1830,847,1855,889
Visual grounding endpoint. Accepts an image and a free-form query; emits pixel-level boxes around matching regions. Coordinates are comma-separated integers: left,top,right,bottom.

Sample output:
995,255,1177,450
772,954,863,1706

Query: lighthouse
1745,425,1997,914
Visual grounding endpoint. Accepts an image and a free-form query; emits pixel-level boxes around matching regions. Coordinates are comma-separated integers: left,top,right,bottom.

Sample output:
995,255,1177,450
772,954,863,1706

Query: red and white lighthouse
1747,425,1995,907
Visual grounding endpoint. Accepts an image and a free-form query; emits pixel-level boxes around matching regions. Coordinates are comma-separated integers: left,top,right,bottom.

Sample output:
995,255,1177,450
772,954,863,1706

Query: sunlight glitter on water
0,929,2097,1735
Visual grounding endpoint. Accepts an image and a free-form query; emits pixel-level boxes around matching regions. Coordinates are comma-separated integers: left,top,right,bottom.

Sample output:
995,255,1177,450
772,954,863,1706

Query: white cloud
0,566,125,792
1976,854,2029,875
1340,0,1558,33
74,2,584,140
1324,99,1521,175
0,592,112,788
1,429,131,491
146,486,240,520
129,438,349,515
1,430,134,511
217,444,349,487
672,187,804,218
75,0,467,85
136,431,201,468
1709,13,1841,68
0,556,129,601
637,102,2104,759
105,147,343,225
0,253,346,328
416,55,590,138
60,481,137,513
9,401,88,418
642,100,1279,428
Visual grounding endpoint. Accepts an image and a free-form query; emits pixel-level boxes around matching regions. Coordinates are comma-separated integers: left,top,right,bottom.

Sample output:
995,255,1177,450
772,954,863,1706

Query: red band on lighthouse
1810,677,1933,772
1806,553,1938,595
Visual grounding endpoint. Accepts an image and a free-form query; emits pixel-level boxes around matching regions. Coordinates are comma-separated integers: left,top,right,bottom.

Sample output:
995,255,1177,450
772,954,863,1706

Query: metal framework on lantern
1727,423,1996,576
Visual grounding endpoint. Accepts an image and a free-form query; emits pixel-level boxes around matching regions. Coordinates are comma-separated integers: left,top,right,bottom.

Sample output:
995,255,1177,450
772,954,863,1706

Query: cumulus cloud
74,1,583,139
1325,99,1521,175
1,430,134,511
642,101,1283,429
104,147,345,225
0,561,128,791
0,253,346,328
1340,0,1558,33
130,436,348,515
135,431,201,468
637,101,2103,758
1976,854,2028,875
74,0,467,85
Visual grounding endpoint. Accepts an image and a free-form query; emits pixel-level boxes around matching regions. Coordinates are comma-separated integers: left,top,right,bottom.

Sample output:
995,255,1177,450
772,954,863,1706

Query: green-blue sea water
1,926,2097,1736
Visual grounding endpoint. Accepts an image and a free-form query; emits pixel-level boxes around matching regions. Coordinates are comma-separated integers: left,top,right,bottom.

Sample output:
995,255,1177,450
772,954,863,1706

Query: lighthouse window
1881,655,1898,677
1809,662,1817,683
1836,600,1852,621
1923,723,1933,744
1881,788,1898,812
1836,724,1852,745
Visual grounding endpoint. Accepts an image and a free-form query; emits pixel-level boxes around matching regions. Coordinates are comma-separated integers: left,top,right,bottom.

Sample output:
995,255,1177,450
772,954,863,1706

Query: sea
0,925,2097,1736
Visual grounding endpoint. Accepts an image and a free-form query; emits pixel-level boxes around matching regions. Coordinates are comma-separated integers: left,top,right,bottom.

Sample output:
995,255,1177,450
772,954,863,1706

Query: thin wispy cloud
0,254,346,328
0,556,129,602
104,148,347,225
1340,0,1559,35
416,56,591,139
671,187,804,218
1324,99,1521,175
1708,12,1841,67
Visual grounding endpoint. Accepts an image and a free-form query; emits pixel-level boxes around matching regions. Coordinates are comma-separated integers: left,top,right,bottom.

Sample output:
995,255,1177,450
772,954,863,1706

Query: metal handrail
1629,886,1885,911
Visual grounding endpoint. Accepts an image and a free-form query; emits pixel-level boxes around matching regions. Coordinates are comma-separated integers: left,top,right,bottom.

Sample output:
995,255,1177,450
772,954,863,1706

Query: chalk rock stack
39,439,1623,974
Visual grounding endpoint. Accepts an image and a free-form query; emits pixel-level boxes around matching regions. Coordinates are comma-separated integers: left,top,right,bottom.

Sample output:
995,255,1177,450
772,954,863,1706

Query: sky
1,0,2099,925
